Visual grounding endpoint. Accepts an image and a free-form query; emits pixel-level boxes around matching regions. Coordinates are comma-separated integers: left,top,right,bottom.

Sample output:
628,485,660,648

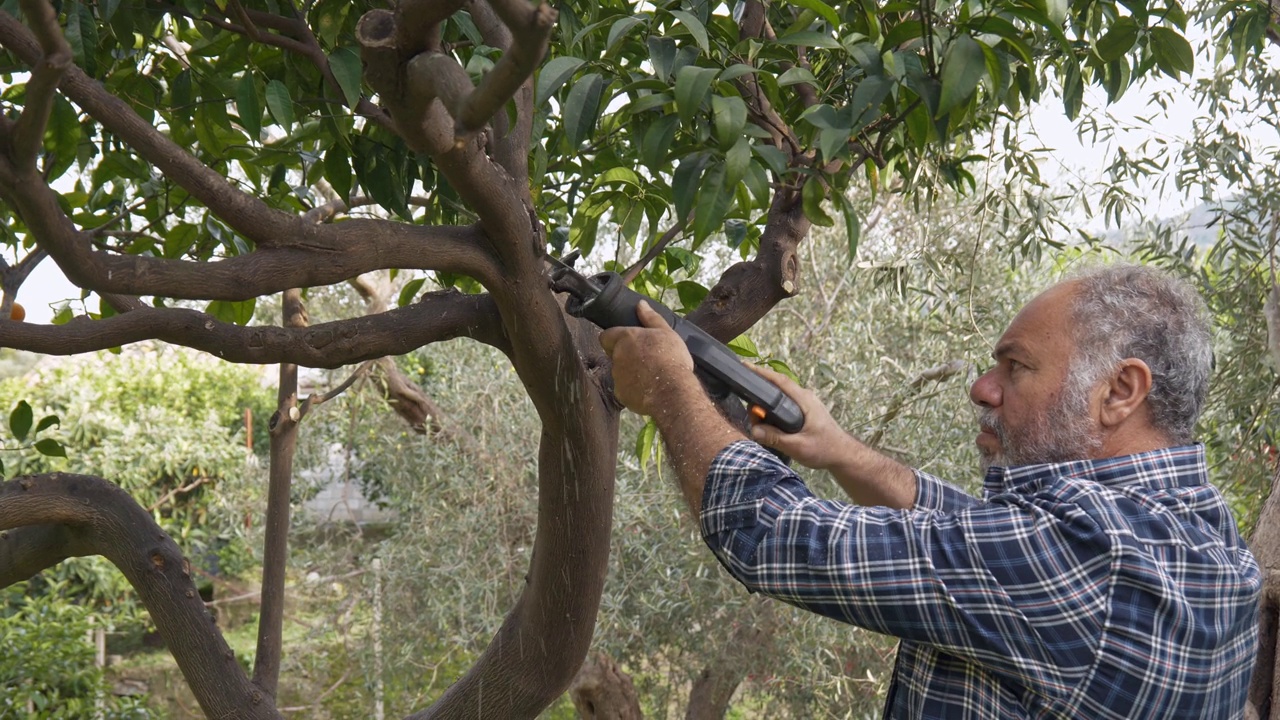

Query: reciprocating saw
548,253,805,433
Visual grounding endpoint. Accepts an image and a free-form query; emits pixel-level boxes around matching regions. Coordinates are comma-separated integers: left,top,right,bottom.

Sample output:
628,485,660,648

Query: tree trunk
570,653,643,720
685,597,779,720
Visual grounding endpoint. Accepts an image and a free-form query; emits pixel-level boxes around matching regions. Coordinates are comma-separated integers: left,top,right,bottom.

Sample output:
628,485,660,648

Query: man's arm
599,301,744,515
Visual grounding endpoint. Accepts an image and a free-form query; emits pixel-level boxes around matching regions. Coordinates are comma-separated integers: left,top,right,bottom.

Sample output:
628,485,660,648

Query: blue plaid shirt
701,441,1260,719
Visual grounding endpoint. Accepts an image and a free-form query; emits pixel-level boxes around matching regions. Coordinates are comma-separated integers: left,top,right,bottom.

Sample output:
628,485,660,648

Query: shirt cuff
700,440,794,536
912,468,979,513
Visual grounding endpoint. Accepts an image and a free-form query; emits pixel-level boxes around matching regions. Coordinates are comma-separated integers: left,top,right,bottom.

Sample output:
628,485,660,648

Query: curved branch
0,523,87,587
0,9,294,247
0,473,282,718
0,289,510,367
686,186,809,341
0,166,495,297
9,0,71,172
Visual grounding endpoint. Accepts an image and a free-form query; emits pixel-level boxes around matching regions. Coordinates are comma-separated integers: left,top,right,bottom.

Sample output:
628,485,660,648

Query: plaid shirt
701,440,1260,719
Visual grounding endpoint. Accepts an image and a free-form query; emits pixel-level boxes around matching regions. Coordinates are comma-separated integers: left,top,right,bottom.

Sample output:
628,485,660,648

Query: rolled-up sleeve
699,440,1111,692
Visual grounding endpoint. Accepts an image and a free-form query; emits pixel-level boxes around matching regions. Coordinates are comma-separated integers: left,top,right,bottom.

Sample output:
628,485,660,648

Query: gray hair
1066,264,1213,445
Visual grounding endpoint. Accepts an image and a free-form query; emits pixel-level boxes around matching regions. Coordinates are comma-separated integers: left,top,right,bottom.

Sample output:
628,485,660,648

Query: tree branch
0,161,496,297
466,0,534,179
9,0,71,173
0,245,47,317
0,289,510,367
252,289,306,697
0,473,282,718
0,523,87,587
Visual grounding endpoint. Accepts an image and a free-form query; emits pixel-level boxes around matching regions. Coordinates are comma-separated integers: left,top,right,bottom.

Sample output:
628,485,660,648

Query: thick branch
0,163,495,297
0,245,47,316
0,473,282,718
0,9,294,247
455,0,555,134
397,0,469,56
9,0,71,172
0,523,86,587
685,186,808,340
0,290,510,367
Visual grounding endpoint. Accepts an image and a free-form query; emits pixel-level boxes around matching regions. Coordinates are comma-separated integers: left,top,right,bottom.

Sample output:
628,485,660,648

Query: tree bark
685,597,778,720
569,653,644,720
0,474,282,718
1246,283,1280,719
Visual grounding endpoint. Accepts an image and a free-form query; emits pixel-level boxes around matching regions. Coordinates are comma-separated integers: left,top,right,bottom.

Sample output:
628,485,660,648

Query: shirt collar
981,444,1209,496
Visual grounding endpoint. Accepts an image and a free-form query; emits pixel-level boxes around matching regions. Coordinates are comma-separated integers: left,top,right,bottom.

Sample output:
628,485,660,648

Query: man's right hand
744,363,856,471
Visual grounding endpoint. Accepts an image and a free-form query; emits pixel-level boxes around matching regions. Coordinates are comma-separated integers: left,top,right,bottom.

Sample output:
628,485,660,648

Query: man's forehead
993,281,1080,356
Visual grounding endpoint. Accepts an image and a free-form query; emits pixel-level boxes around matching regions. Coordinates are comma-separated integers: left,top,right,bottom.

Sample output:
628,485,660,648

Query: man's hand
600,301,698,417
745,363,856,470
746,363,918,509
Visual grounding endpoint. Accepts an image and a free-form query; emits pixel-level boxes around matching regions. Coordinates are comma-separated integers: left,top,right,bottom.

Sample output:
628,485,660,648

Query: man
601,264,1260,719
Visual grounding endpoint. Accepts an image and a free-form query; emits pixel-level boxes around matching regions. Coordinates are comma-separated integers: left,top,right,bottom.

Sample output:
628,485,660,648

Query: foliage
0,346,271,608
0,586,152,719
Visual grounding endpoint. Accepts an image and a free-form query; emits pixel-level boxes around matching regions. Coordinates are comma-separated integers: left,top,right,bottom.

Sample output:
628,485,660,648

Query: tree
0,0,1261,717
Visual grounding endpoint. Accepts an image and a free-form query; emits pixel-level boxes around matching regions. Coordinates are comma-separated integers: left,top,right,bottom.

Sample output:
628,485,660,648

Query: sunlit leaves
1149,27,1194,78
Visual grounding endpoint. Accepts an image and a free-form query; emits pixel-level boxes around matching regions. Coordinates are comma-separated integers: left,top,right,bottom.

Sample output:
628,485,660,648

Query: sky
11,33,1278,325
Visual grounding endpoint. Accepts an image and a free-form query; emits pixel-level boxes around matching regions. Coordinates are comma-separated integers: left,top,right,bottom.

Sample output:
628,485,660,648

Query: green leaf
236,73,261,141
34,415,59,434
1061,62,1083,119
329,48,363,108
674,65,718,127
727,334,760,358
785,0,840,27
774,31,842,49
1149,27,1194,77
764,358,799,382
563,72,606,147
265,80,295,131
1096,17,1140,62
719,64,757,83
34,439,66,458
672,153,708,222
676,280,709,311
51,304,73,325
205,299,256,326
648,37,678,81
323,144,353,201
1043,0,1069,26
536,56,586,105
725,136,751,188
398,278,426,307
711,94,747,147
43,97,80,182
641,114,679,171
692,163,732,242
65,2,98,77
9,401,32,442
670,10,709,53
837,192,861,263
819,127,847,163
777,66,819,87
607,16,644,51
801,177,835,227
636,417,658,471
937,35,987,116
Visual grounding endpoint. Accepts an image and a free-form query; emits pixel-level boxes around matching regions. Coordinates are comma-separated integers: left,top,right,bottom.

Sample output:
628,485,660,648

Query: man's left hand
600,301,698,417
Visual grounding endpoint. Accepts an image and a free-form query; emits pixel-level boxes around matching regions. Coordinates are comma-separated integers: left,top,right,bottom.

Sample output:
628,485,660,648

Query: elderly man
601,264,1260,719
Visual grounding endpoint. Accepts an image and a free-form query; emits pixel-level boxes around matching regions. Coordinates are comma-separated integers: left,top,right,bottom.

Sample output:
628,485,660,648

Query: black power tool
548,252,805,434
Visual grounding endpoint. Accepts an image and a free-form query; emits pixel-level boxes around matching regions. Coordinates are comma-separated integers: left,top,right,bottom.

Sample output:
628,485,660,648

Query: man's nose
969,369,1000,408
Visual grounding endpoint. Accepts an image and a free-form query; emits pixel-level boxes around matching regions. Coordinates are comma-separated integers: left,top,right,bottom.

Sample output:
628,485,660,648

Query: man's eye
1007,359,1024,371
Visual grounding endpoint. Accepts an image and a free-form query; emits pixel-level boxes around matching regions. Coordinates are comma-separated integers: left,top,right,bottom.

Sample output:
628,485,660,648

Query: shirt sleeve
700,440,1111,689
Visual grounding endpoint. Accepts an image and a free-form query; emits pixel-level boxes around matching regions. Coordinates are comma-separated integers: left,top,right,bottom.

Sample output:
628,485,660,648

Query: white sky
12,32,1279,325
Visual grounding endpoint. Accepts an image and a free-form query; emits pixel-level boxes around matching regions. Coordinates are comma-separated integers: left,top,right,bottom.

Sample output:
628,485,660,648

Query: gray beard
978,379,1103,471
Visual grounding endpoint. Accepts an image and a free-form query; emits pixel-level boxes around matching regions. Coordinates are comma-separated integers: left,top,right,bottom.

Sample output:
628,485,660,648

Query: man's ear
1099,358,1153,428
